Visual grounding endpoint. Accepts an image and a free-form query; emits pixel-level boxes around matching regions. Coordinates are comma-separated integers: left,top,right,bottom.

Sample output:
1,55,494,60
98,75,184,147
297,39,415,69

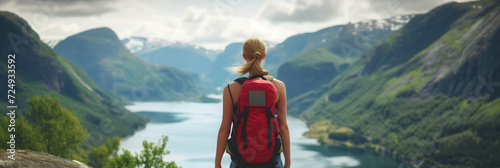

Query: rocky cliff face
418,1,500,100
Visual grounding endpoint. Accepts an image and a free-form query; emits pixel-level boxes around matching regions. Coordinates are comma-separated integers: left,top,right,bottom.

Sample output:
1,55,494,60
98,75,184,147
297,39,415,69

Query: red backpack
226,75,282,167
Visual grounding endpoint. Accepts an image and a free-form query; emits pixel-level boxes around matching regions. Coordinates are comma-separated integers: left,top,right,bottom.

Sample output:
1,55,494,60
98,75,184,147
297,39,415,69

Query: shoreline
301,119,422,168
119,119,151,142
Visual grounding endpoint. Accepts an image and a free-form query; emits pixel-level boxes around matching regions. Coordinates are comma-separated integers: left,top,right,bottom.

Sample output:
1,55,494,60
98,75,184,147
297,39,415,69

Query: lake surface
119,98,403,168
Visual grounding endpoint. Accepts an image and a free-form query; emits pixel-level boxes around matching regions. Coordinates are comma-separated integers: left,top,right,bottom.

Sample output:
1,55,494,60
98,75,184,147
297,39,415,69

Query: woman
215,38,291,168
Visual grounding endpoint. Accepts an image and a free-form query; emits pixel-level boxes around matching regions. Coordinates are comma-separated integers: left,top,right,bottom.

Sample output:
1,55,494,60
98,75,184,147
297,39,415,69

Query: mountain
206,42,244,88
205,16,412,89
277,48,348,98
54,28,203,101
287,1,500,167
275,15,413,99
266,15,413,76
122,37,220,75
0,12,148,139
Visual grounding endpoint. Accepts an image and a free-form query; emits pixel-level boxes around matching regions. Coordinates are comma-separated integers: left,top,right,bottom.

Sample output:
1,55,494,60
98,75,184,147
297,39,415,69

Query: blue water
119,97,403,168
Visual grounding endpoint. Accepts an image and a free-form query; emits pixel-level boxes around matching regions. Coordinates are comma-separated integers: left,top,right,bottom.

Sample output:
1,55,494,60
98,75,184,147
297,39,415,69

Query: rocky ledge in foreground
0,149,89,168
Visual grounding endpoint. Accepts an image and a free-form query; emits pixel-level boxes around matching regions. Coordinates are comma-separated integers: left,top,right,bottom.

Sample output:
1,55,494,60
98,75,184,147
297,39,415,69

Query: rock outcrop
0,150,89,168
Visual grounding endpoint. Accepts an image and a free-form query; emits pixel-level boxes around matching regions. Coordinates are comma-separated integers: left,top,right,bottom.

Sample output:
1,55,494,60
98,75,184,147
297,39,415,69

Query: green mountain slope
288,1,500,167
0,12,148,141
277,48,350,98
54,28,203,101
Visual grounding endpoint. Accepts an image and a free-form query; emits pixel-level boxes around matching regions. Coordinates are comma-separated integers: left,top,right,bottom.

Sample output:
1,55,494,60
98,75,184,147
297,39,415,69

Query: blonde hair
231,38,269,76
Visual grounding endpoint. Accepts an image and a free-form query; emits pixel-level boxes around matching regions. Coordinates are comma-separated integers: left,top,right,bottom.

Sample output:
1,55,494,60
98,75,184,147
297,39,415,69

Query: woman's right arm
215,84,234,168
275,80,291,168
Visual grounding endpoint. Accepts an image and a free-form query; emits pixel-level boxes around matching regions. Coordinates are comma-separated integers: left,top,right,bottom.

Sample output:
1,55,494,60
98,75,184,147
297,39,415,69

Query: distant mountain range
0,12,148,140
122,37,220,75
206,42,244,87
203,16,413,88
272,15,413,98
54,28,205,101
266,15,414,76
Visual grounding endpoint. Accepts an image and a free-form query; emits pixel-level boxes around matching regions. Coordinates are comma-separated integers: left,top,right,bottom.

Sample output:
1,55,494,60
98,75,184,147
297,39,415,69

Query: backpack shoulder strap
234,77,248,85
235,75,273,84
264,75,273,82
227,84,234,105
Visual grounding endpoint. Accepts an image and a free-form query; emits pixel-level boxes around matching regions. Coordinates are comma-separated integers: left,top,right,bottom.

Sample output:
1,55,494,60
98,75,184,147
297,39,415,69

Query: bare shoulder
272,78,286,91
225,81,242,95
227,81,241,89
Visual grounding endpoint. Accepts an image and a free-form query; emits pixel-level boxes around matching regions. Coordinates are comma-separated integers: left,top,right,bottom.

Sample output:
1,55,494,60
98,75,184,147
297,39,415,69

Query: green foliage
89,136,121,168
15,116,44,151
0,114,42,152
0,95,90,162
136,135,178,168
107,135,180,168
90,145,111,168
26,96,88,158
107,149,137,168
328,132,367,145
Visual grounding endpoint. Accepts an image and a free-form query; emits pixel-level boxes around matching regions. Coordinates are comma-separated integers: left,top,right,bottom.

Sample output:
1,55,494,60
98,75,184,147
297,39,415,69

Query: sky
0,0,474,50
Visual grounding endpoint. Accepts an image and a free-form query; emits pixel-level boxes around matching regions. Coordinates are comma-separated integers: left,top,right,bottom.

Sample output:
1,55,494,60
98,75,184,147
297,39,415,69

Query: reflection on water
136,111,188,123
119,101,402,168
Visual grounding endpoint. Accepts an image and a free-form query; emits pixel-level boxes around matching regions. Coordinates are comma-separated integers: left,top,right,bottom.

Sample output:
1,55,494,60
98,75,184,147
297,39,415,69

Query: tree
107,135,179,168
136,135,178,168
90,136,121,168
26,96,87,158
15,116,44,151
107,149,136,168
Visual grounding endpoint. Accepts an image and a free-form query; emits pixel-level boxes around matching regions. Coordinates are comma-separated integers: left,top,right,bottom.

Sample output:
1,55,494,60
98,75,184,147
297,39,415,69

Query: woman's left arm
215,84,234,168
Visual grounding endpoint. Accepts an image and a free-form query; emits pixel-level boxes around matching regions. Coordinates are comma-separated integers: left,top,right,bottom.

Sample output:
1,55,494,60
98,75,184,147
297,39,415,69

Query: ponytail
231,38,269,76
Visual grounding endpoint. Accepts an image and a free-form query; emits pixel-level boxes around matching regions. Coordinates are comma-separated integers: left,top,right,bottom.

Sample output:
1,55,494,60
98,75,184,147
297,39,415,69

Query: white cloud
1,0,118,17
259,0,341,23
258,0,475,24
114,4,295,50
37,22,80,40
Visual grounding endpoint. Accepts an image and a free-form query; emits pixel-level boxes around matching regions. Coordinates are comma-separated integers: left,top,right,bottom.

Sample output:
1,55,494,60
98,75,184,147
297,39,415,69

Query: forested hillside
0,11,148,140
285,1,500,167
